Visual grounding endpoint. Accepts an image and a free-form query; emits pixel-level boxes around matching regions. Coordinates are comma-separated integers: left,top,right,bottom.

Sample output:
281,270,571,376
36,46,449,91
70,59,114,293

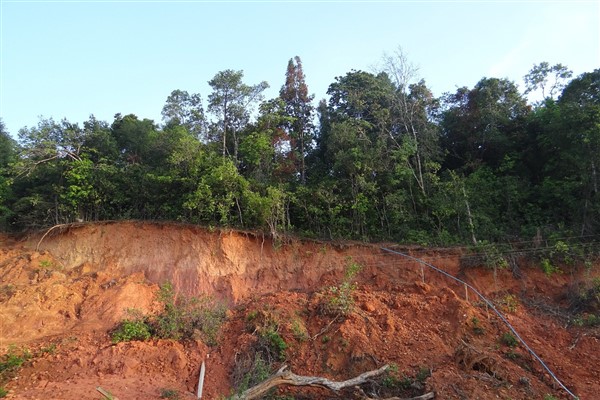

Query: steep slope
0,222,598,399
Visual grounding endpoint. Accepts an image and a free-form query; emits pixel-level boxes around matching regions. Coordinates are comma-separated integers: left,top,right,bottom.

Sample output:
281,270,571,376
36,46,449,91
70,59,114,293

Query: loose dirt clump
0,222,599,399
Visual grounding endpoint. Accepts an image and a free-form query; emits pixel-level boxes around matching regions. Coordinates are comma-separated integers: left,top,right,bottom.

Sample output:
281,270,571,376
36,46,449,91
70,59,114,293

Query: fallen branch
96,386,119,400
232,364,433,400
355,385,435,400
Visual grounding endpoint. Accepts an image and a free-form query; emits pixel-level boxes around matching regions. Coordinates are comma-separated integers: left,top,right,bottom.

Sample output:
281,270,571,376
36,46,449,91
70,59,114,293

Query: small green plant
111,317,152,343
111,282,227,346
39,259,53,269
540,258,562,277
152,282,227,345
246,310,259,322
381,365,412,391
573,313,600,327
543,395,558,400
415,367,431,383
0,345,31,386
39,343,57,354
500,332,519,348
321,335,330,343
0,387,7,398
320,258,362,317
471,317,485,335
235,354,272,395
159,388,180,399
290,317,308,342
259,328,287,361
0,285,16,301
498,294,519,313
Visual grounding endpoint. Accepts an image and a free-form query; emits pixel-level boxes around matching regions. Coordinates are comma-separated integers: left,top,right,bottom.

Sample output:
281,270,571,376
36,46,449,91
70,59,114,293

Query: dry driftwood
233,364,434,400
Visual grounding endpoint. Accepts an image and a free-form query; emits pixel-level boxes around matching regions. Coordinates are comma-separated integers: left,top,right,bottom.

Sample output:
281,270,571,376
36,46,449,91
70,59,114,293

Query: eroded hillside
0,222,598,399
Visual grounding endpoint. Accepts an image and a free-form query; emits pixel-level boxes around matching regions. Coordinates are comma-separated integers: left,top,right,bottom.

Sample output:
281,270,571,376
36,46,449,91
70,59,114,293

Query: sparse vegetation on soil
0,223,599,399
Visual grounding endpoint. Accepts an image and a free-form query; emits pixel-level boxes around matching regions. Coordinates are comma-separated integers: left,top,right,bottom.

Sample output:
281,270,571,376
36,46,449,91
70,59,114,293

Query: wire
379,246,580,400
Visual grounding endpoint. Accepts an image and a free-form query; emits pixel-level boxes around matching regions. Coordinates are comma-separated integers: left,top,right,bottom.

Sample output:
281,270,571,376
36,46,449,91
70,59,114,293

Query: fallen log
232,364,434,400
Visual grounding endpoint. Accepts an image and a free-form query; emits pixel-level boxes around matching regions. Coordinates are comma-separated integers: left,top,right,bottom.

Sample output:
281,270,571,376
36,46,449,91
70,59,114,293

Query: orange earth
0,221,598,399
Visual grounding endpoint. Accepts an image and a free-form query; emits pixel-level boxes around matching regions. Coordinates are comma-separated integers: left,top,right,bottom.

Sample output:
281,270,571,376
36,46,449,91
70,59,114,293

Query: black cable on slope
379,247,580,400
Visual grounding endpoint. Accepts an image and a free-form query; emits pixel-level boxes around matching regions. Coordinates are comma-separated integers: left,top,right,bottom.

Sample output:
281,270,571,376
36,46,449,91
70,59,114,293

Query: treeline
0,55,598,245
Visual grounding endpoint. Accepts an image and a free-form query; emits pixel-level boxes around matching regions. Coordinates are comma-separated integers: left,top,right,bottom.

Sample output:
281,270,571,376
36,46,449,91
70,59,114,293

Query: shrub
111,282,227,346
152,283,227,345
159,388,180,399
320,258,362,317
111,318,152,343
471,317,485,335
0,387,7,398
0,346,31,386
500,332,519,348
259,328,287,361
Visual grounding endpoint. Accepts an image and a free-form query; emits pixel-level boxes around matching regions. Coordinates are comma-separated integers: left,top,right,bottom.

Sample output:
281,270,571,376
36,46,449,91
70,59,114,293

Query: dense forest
0,56,598,247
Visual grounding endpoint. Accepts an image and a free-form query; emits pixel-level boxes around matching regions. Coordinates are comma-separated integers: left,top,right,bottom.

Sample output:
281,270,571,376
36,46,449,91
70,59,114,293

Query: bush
111,318,152,343
0,346,31,386
320,258,362,317
111,282,227,346
152,283,227,345
500,332,519,348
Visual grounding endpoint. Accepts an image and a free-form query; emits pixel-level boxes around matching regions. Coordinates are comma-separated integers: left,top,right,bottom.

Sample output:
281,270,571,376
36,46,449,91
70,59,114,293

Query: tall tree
207,70,268,161
441,77,530,172
379,48,441,196
524,62,573,101
279,56,315,184
161,89,206,139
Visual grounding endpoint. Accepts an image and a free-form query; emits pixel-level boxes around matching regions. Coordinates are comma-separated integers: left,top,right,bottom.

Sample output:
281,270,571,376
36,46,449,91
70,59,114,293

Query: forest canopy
1,57,598,246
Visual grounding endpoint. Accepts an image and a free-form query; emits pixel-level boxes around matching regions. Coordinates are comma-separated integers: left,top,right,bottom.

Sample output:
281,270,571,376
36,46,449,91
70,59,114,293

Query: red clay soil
0,221,598,399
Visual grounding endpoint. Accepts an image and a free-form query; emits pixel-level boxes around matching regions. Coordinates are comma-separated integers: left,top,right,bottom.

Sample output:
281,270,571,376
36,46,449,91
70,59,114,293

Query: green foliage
573,314,600,327
0,387,7,398
236,354,272,394
471,317,485,335
159,388,180,400
497,294,519,313
0,345,31,385
111,317,152,343
152,282,227,345
1,62,599,249
111,283,226,346
320,259,362,317
500,332,519,348
290,317,308,342
540,258,562,277
258,328,287,361
380,364,429,394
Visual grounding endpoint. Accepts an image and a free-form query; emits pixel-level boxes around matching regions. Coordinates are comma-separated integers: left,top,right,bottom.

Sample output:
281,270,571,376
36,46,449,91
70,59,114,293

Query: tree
379,49,442,196
279,56,315,184
0,120,17,228
207,70,269,161
441,77,530,172
161,90,206,139
524,62,573,101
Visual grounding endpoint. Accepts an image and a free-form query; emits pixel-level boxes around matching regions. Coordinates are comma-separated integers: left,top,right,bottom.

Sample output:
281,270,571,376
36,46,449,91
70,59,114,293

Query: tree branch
231,364,432,400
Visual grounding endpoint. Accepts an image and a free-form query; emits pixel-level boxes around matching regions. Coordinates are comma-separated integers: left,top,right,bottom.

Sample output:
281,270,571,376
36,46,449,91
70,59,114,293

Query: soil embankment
1,221,598,399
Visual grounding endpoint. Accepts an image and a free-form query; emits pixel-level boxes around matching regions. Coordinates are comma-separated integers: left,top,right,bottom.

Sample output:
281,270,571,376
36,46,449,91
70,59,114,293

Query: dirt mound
1,222,599,399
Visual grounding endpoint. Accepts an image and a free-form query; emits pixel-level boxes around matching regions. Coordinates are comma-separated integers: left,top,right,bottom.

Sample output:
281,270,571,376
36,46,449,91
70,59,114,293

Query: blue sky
1,0,599,137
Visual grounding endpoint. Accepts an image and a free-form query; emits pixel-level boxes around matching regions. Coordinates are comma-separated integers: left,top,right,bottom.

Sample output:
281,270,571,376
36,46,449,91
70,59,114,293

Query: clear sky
1,0,599,137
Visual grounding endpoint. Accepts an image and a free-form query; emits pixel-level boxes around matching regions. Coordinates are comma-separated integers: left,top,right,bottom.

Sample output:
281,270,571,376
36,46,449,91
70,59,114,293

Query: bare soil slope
0,221,598,399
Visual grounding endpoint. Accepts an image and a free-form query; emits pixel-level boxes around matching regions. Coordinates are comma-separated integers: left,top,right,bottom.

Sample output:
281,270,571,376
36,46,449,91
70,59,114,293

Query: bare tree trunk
462,185,477,245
